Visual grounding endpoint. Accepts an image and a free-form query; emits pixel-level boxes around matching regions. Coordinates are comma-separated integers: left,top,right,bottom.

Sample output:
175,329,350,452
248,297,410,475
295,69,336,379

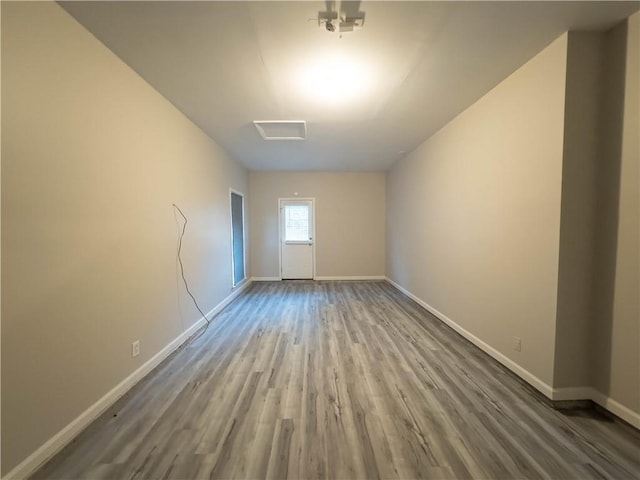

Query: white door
280,199,314,279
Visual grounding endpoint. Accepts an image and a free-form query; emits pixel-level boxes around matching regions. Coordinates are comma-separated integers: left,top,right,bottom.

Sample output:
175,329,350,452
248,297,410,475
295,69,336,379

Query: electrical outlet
132,340,140,358
513,336,522,352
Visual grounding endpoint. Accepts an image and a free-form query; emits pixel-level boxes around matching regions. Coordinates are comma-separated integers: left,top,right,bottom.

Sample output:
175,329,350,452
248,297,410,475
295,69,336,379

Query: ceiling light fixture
315,2,365,35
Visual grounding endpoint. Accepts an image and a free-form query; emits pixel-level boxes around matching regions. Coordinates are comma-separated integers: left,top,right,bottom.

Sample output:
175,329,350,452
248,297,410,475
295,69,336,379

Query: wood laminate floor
34,281,640,479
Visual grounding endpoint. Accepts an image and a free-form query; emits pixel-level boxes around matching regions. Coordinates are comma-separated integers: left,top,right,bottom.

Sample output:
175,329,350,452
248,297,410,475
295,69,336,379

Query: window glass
285,205,309,241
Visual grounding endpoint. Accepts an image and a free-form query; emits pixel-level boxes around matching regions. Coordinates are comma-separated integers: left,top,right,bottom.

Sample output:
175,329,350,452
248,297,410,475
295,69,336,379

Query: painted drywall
386,35,569,387
553,32,606,389
591,12,640,415
1,2,248,474
250,172,385,279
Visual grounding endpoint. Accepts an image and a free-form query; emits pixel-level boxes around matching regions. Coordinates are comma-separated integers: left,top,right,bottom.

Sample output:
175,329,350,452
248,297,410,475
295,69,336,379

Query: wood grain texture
33,281,640,479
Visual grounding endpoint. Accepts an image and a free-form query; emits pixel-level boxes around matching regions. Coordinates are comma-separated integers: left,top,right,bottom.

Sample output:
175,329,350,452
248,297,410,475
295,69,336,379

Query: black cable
172,204,211,340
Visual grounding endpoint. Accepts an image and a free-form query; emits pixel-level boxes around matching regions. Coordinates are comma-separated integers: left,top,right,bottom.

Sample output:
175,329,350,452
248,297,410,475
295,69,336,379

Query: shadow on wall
591,21,628,398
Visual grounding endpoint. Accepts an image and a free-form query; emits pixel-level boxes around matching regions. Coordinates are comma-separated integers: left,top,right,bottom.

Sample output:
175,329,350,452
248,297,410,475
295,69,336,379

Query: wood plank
32,281,640,480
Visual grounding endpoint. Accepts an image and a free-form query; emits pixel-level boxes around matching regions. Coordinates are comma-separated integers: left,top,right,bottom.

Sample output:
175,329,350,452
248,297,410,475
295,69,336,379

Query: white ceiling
60,1,639,171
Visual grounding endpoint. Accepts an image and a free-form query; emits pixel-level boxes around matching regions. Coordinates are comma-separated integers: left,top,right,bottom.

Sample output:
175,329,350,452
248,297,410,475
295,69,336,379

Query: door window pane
285,205,309,241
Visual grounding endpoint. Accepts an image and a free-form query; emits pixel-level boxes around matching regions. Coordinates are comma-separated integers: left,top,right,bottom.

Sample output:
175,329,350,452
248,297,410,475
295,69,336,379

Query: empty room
2,1,639,479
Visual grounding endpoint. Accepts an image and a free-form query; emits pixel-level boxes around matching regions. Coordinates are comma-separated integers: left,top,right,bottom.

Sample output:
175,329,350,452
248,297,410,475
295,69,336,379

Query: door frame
278,197,316,280
229,188,247,288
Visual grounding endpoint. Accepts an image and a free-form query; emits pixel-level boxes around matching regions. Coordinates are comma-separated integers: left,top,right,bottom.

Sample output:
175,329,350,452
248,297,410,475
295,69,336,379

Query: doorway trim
278,197,316,280
230,188,247,289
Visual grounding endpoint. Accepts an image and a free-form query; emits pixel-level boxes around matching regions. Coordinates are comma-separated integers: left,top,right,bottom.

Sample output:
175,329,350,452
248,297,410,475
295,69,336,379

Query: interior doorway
230,189,246,287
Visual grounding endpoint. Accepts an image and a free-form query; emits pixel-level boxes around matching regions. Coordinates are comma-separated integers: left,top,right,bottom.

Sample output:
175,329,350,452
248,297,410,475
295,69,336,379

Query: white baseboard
221,278,252,310
552,387,640,428
590,389,640,429
3,280,252,480
385,277,640,430
315,276,386,281
251,276,281,281
384,277,554,398
551,386,594,402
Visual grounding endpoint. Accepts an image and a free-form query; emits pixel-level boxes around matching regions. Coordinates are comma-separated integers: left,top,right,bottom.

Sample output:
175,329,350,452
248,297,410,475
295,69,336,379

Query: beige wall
1,2,248,474
387,14,639,421
553,32,606,389
386,35,569,386
2,3,637,474
591,12,640,414
250,172,385,279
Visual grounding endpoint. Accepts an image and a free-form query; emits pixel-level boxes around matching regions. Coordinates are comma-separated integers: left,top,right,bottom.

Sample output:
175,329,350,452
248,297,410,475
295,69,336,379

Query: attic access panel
253,120,307,140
